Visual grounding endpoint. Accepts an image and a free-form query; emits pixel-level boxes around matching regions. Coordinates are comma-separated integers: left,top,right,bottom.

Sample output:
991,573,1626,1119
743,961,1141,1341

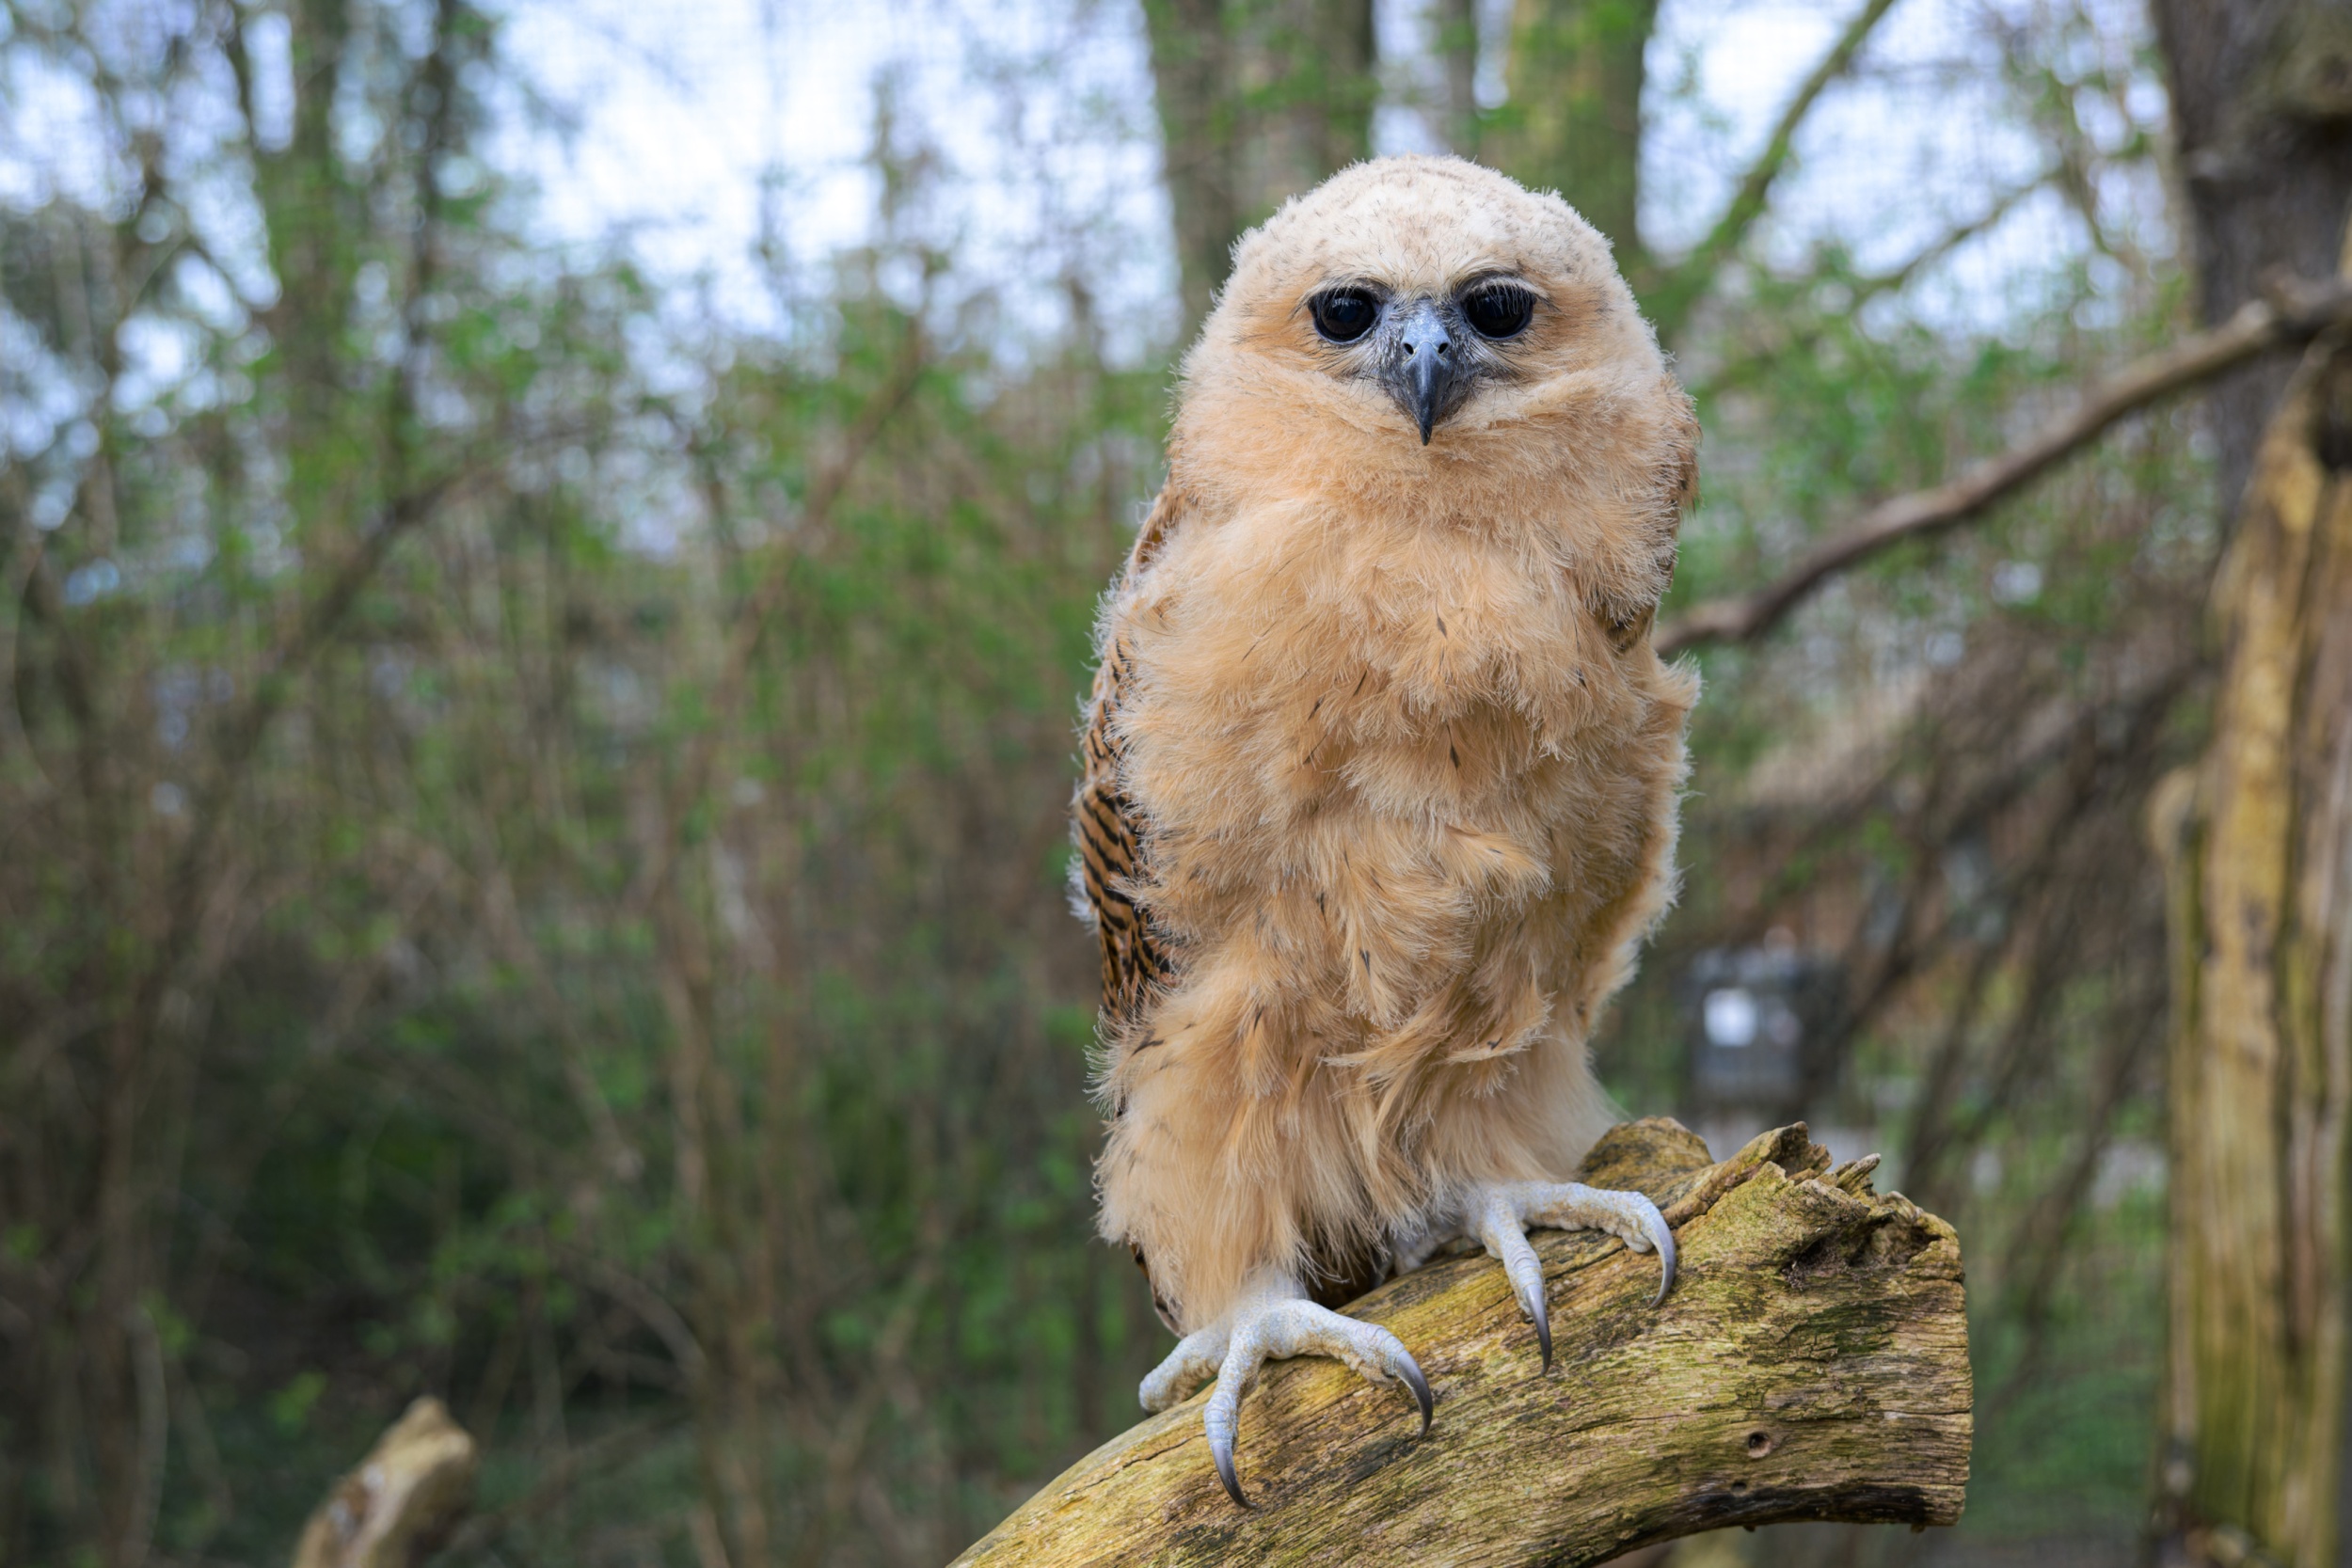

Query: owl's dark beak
1385,299,1459,445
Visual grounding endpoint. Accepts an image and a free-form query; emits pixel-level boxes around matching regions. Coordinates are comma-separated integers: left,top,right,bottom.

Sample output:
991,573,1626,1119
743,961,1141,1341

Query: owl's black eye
1461,283,1534,340
1310,288,1379,343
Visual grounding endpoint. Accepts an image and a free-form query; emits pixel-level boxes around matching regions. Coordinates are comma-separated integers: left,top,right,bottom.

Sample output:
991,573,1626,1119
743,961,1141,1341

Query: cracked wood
950,1119,1971,1567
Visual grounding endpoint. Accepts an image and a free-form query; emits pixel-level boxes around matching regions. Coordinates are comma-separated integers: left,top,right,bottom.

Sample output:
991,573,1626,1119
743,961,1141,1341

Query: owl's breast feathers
1076,471,1693,1084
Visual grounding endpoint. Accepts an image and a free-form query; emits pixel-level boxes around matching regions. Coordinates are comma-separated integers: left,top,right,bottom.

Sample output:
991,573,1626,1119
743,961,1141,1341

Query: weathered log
290,1397,477,1568
950,1120,1970,1567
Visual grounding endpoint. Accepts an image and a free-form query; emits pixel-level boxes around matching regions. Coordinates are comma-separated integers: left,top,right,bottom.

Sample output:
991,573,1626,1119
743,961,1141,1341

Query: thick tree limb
1657,275,2352,657
950,1120,1969,1568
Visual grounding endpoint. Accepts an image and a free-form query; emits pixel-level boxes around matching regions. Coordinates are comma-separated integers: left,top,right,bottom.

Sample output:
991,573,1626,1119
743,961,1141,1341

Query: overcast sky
484,0,2165,351
0,0,2170,381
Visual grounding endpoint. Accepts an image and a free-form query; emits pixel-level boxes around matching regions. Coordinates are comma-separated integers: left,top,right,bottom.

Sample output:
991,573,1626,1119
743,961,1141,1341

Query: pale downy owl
1072,154,1697,1505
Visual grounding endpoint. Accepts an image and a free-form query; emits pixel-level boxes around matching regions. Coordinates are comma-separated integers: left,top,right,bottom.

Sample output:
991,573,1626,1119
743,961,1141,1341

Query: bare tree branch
1649,0,1903,336
628,325,930,917
1657,276,2352,656
1698,176,2049,398
951,1121,1969,1568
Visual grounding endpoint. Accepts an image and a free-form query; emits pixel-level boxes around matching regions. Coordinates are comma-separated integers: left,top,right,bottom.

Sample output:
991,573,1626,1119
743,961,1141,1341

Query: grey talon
1401,1355,1435,1434
1203,1367,1248,1508
1516,1257,1550,1370
1212,1429,1250,1508
1158,1283,1429,1509
1469,1180,1678,1341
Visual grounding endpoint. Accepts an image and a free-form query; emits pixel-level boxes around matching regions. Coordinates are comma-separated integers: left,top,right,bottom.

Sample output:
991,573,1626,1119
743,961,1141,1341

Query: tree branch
1657,276,2352,657
292,1398,476,1568
1649,0,1902,336
626,323,929,918
950,1120,1969,1568
1697,176,2048,399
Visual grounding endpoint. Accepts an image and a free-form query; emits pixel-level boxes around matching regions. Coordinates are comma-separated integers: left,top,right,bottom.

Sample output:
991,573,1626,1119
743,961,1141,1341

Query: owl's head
1177,156,1679,475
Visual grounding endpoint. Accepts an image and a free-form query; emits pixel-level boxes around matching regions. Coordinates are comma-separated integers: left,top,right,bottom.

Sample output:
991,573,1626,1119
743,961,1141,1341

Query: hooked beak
1386,299,1458,445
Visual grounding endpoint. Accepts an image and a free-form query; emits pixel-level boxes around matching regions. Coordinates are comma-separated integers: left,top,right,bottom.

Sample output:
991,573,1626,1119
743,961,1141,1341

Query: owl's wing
1074,484,1184,1022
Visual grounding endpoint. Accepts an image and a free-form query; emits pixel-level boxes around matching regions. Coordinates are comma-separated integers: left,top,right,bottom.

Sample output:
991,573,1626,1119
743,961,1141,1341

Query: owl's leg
1137,1268,1431,1508
1466,1180,1677,1372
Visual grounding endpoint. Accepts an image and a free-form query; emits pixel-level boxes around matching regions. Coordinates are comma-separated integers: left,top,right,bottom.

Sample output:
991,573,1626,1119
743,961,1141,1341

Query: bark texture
950,1120,1970,1568
2155,324,2352,1567
1429,0,1482,160
290,1398,477,1568
2151,8,2352,1557
2152,0,2352,513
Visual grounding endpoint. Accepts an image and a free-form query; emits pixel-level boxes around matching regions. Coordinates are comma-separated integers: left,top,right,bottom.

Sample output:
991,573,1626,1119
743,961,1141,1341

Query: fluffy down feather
1073,154,1698,1335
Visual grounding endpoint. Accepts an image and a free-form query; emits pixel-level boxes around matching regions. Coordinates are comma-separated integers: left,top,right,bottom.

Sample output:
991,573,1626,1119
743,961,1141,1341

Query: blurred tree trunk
1141,0,1377,338
1482,0,1658,284
76,0,358,1555
1139,0,1664,334
249,0,371,559
2152,7,2352,1564
1430,0,1482,160
2155,322,2352,1568
2152,0,2352,515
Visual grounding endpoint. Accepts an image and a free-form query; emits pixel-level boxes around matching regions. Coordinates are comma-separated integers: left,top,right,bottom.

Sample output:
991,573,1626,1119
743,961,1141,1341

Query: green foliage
0,0,1169,1558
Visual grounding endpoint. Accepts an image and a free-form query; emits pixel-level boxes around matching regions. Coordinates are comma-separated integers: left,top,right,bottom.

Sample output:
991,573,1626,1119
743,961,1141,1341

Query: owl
1073,155,1698,1506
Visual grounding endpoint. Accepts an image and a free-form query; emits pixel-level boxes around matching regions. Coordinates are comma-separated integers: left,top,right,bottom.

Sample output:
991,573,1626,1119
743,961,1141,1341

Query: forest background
2,0,2342,1563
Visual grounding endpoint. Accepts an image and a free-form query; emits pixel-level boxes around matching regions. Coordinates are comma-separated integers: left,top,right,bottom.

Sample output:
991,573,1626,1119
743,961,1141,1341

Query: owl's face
1296,272,1540,445
1187,156,1657,459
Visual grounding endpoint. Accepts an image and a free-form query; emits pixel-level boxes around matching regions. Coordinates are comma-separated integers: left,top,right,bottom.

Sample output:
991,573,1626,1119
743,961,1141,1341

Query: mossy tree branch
950,1120,1970,1568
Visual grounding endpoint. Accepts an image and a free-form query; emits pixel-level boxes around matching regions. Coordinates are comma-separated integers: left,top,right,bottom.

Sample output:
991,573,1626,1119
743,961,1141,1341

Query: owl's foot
1467,1180,1677,1372
1137,1270,1431,1508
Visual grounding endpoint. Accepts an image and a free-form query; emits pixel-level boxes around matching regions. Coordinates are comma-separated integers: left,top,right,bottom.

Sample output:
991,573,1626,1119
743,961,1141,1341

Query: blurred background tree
0,0,2343,1565
1144,0,1377,332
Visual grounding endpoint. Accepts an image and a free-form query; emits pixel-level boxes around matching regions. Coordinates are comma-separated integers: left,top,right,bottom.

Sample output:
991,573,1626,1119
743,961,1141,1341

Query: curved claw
1214,1438,1249,1507
1478,1180,1681,1354
1320,1310,1431,1434
1540,1183,1677,1307
1398,1353,1435,1434
1644,1201,1678,1308
1474,1191,1555,1372
1598,1188,1677,1307
1204,1371,1252,1507
1188,1292,1432,1508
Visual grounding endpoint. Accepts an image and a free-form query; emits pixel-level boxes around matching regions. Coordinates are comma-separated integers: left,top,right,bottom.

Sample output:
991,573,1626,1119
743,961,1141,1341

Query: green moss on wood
951,1120,1972,1568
